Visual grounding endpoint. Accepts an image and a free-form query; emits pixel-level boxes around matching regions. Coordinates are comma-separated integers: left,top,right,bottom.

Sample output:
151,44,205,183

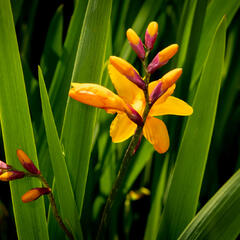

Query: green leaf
178,170,240,240
191,0,240,89
157,16,226,239
123,140,154,194
38,67,83,239
144,155,169,240
37,0,88,186
40,5,63,89
0,1,49,239
60,0,112,216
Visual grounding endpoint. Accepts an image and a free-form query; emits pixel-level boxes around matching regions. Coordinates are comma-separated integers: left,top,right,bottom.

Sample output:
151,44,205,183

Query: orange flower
69,56,193,154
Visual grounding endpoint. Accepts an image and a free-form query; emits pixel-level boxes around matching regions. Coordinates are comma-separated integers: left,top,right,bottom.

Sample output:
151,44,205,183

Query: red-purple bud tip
150,81,164,105
17,149,40,175
0,171,25,181
127,104,144,127
22,187,51,203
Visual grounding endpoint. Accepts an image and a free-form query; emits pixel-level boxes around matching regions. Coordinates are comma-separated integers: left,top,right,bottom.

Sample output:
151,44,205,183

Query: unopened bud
0,171,25,181
126,29,145,59
0,161,12,170
145,21,158,50
147,44,179,74
150,81,163,105
110,56,146,90
21,187,51,203
17,149,40,175
150,68,182,104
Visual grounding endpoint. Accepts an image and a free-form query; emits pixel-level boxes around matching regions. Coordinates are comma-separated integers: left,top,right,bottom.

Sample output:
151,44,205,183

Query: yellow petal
143,117,169,153
69,83,129,114
110,113,137,143
108,63,144,104
150,96,193,116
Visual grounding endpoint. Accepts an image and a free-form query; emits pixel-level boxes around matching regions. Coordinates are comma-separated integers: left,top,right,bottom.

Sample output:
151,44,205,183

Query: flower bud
150,81,163,105
110,56,146,90
21,187,51,203
0,171,25,181
147,44,179,74
126,29,145,59
0,160,12,170
17,149,40,175
150,68,182,104
145,21,158,50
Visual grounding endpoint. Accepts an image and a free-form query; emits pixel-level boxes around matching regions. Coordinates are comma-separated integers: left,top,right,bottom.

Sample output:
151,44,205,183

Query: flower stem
96,125,143,240
97,50,152,239
38,175,74,240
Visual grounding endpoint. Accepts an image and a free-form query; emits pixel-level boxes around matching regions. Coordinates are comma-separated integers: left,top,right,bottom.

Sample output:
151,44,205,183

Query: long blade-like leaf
157,16,226,239
38,67,82,239
178,170,240,240
61,0,112,216
0,1,49,239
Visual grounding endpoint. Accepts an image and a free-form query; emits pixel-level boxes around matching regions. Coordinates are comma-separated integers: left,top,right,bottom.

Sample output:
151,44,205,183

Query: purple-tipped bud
22,187,51,203
110,56,146,90
150,82,164,105
17,149,40,175
0,171,25,181
0,161,12,170
145,22,158,50
126,104,144,127
147,44,179,74
126,29,145,59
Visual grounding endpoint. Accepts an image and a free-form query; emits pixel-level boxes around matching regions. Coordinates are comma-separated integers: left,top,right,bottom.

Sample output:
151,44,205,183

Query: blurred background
0,0,240,239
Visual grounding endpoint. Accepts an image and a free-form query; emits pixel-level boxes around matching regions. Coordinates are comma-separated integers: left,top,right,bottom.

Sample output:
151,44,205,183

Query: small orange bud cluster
0,149,50,203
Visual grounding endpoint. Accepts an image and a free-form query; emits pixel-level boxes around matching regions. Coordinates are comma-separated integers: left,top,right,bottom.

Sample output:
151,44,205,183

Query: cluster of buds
112,21,180,105
0,149,51,203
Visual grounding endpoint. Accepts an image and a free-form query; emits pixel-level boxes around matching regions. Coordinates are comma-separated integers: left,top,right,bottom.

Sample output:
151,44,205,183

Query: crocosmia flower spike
145,21,158,50
147,44,179,74
17,149,40,175
126,28,145,59
69,21,193,154
0,171,25,181
21,187,51,203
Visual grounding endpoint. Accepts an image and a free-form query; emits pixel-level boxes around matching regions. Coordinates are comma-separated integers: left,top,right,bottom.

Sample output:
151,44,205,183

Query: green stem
97,49,152,239
97,60,151,239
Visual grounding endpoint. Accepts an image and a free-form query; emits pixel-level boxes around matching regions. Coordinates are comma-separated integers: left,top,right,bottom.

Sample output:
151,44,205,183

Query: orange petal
108,62,144,104
69,83,129,114
143,117,169,153
150,96,193,116
110,113,137,143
